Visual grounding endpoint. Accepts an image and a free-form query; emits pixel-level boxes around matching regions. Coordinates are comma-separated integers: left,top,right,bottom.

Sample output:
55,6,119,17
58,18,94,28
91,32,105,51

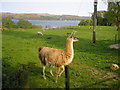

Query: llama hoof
55,80,57,83
58,74,61,77
43,76,46,80
50,70,54,76
51,74,54,76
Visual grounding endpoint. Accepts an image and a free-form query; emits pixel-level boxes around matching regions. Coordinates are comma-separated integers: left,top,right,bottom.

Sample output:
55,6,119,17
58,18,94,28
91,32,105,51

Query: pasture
2,26,120,88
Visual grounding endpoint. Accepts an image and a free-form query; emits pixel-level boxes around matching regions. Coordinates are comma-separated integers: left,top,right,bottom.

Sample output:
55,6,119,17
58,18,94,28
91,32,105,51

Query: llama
38,32,79,83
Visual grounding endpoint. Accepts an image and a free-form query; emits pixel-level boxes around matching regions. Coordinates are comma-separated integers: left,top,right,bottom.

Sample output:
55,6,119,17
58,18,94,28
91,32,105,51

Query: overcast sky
1,0,108,16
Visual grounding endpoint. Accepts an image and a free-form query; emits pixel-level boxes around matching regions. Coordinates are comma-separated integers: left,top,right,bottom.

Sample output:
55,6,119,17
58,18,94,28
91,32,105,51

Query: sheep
37,32,43,35
110,64,119,70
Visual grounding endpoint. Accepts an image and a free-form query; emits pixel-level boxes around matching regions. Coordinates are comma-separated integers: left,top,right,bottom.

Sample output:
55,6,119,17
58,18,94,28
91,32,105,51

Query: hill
1,13,90,20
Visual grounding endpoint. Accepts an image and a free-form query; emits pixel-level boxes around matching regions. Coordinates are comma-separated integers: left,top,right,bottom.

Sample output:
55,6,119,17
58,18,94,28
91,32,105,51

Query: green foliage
106,11,115,25
91,2,119,28
2,17,18,28
91,11,109,26
97,15,104,26
106,2,120,30
2,63,29,88
2,26,119,88
78,20,93,26
2,17,42,29
17,19,33,28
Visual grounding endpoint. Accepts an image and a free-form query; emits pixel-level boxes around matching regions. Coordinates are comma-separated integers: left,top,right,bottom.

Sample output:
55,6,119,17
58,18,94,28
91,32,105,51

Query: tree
97,15,103,26
91,11,109,26
78,20,86,26
2,17,18,28
17,19,33,28
106,1,120,30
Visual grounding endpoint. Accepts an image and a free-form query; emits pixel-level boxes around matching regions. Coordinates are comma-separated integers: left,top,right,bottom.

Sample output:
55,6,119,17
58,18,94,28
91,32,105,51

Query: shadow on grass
81,76,120,88
2,61,42,88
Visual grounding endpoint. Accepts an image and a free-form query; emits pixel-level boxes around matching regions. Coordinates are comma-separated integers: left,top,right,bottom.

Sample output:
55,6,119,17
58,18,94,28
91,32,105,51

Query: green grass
2,26,120,88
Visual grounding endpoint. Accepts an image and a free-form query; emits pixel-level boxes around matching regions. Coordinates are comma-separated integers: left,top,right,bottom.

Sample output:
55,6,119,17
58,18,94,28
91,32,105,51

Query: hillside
1,13,90,20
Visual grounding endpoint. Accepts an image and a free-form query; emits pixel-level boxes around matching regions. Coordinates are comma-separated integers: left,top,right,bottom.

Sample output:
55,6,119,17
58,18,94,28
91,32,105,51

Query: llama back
38,47,67,67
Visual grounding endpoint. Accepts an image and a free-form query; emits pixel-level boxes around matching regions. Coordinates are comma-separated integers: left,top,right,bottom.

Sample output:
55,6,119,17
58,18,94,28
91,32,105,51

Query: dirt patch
103,72,120,80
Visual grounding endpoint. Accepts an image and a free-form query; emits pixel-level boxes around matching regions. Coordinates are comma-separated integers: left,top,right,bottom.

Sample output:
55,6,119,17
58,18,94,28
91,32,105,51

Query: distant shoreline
1,12,90,21
12,19,80,29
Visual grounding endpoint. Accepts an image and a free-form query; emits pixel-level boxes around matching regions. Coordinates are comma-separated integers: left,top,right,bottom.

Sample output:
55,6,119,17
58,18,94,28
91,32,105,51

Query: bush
2,17,18,28
2,17,42,29
17,19,42,29
78,20,93,26
17,19,33,29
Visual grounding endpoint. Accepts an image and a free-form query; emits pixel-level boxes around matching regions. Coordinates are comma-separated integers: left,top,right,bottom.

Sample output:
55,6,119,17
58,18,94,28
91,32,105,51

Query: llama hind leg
50,69,54,76
59,66,64,77
49,64,54,76
42,64,46,80
56,67,61,83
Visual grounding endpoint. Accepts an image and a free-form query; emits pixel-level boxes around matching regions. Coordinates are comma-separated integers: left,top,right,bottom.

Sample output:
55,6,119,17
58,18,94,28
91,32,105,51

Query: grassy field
2,26,120,88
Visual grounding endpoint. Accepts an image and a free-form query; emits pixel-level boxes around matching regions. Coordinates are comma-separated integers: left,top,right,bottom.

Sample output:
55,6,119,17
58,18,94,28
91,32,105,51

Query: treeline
78,2,120,30
2,17,42,29
78,11,108,26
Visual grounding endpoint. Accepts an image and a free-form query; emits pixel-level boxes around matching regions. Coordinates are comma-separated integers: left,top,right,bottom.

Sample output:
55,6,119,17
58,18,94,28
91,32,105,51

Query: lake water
12,19,80,29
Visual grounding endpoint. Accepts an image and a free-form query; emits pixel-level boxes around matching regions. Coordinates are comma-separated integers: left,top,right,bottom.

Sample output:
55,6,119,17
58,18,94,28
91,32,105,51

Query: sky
1,0,108,16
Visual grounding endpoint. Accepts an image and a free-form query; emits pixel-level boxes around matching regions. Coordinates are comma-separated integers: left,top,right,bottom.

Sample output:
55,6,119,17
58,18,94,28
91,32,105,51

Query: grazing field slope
2,26,120,88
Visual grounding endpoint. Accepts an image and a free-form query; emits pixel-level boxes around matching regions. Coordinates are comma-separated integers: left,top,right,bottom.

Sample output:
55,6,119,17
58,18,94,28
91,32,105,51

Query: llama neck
66,39,74,55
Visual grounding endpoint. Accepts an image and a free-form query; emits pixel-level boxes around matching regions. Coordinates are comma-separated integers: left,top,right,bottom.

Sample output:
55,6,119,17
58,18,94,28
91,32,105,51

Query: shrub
78,20,93,26
2,17,18,28
17,19,33,29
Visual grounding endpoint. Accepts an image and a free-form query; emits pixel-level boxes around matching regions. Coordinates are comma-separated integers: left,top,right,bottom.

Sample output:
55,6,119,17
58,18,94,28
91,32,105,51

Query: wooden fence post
115,34,117,44
65,65,70,90
93,0,97,43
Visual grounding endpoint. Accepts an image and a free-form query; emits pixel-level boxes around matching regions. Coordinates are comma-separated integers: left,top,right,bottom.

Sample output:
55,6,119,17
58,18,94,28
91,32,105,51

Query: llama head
67,31,79,42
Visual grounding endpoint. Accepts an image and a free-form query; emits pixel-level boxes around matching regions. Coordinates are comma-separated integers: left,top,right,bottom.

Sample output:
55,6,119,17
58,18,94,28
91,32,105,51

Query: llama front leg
56,67,60,83
59,65,65,77
50,69,54,76
42,64,46,80
49,64,54,76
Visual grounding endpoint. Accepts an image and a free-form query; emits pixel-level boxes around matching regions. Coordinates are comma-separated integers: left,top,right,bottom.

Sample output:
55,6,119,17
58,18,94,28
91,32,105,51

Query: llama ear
69,32,74,38
73,30,77,35
69,30,77,38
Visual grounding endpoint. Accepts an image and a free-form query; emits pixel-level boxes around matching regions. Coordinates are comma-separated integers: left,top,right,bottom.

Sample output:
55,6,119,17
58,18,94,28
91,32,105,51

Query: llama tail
38,47,44,52
38,47,46,65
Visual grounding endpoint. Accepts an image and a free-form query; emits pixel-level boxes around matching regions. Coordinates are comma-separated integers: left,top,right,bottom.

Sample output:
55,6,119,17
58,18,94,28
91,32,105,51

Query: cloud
1,0,94,2
1,0,107,16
